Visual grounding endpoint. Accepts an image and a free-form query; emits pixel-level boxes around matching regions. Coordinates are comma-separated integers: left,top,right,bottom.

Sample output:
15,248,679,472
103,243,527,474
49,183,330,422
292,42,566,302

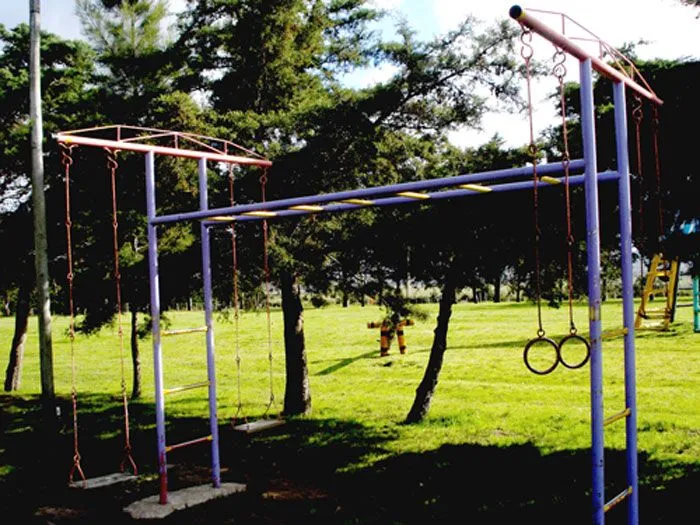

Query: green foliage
76,0,174,119
550,58,700,274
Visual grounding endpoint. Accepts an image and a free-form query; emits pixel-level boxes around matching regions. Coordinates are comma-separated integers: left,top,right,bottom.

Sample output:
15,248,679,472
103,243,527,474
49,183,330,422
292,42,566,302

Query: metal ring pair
523,333,590,375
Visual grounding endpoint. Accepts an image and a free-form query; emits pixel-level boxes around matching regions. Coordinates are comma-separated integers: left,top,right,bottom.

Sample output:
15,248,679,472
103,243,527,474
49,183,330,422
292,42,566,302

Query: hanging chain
553,48,577,335
105,148,137,476
62,143,85,485
260,168,276,414
521,26,545,337
651,105,664,249
228,163,246,424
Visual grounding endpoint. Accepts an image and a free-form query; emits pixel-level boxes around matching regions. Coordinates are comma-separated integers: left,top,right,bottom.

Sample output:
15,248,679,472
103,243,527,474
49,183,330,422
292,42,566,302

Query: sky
1,0,698,148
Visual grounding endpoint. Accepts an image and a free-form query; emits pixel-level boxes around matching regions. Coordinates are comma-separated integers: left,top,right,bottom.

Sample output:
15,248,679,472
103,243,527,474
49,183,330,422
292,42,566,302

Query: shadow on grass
315,350,378,375
1,393,698,524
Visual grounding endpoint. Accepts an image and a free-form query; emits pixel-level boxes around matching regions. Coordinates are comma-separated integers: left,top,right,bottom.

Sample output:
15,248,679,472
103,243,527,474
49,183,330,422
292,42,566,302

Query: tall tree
0,20,97,391
74,0,201,398
77,0,174,123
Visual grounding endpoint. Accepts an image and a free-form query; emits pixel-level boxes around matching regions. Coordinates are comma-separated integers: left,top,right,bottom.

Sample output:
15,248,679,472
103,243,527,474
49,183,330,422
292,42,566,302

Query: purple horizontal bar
206,170,619,223
152,159,585,225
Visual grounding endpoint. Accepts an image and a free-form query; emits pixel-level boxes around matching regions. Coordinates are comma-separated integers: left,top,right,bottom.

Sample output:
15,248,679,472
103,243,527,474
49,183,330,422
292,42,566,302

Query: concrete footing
123,482,247,519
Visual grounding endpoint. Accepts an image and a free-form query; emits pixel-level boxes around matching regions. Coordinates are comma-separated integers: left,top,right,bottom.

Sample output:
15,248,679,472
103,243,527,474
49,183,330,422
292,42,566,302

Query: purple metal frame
510,5,660,524
203,171,619,224
198,158,222,489
153,160,586,225
53,7,652,516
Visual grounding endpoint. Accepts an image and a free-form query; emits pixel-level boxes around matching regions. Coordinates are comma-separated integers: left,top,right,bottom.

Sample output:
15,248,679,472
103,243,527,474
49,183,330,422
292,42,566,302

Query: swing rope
552,49,590,370
228,162,246,426
520,25,559,376
260,167,277,416
524,28,545,336
652,105,664,248
633,97,666,267
106,149,137,475
552,49,577,334
632,94,645,254
61,143,86,485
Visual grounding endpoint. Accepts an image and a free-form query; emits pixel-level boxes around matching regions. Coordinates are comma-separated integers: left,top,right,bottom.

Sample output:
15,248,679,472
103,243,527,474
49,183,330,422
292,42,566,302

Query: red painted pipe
509,5,663,105
55,133,273,167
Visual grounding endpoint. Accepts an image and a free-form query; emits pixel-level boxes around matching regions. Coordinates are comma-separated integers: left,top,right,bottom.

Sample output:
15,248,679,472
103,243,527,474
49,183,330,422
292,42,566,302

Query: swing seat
233,418,285,434
69,471,137,490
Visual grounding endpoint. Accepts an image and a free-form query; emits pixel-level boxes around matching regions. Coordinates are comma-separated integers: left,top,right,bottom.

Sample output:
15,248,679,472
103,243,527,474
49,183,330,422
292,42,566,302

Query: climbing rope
552,49,590,370
106,149,137,475
61,143,85,485
520,25,560,376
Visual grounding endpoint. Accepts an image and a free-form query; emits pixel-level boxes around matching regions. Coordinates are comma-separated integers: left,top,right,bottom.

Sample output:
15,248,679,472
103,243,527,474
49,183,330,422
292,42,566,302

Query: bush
310,295,330,308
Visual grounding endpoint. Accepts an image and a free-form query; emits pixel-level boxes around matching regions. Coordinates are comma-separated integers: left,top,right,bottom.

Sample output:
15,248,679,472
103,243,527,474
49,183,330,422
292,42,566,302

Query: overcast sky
1,0,698,147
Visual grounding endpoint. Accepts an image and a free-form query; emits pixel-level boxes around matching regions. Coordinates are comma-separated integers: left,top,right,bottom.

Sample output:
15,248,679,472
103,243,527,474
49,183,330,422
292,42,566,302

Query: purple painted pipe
198,159,221,488
145,151,169,504
152,159,585,225
613,81,639,525
580,59,605,525
203,171,620,224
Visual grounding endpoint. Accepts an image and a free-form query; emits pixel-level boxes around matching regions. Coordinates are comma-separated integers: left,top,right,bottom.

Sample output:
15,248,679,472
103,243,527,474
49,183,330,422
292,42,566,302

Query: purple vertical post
145,151,168,504
580,58,605,524
613,80,639,525
198,158,221,488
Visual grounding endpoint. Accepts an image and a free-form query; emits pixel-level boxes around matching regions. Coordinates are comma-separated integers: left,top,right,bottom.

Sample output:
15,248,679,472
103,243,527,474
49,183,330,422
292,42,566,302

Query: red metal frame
511,6,663,106
55,125,272,167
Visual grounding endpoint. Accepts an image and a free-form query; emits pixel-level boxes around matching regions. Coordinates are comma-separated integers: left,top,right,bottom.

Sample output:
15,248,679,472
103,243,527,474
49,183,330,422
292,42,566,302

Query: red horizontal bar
165,435,212,453
604,486,633,513
55,133,273,167
510,6,663,105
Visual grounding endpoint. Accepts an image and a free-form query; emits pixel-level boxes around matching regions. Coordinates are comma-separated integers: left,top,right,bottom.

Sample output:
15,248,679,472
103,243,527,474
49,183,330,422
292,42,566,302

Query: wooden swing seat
69,471,137,490
232,419,285,434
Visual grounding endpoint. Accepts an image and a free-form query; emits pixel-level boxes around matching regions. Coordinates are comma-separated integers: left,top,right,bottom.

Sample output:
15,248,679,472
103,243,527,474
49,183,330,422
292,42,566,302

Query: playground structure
635,219,700,332
60,145,138,489
367,317,415,356
635,253,679,331
679,219,700,332
50,5,667,523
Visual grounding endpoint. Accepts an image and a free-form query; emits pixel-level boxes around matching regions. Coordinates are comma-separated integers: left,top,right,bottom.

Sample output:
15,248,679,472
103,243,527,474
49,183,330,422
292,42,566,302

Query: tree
679,0,700,10
280,270,310,415
551,58,700,275
3,209,34,391
0,20,97,391
74,0,200,398
76,0,174,123
405,261,457,423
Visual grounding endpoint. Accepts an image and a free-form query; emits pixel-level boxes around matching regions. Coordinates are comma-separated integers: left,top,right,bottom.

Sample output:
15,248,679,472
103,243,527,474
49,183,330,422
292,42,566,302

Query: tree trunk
130,309,142,399
280,270,311,416
4,277,31,391
493,270,501,303
405,267,457,424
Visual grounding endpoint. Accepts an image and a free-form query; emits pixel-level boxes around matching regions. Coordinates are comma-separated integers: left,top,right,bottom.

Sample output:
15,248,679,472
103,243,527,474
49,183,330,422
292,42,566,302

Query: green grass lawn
2,299,699,523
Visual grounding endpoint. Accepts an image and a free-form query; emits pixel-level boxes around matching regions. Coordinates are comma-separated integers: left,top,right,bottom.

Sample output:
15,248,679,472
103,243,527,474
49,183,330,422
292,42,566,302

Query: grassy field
1,299,699,523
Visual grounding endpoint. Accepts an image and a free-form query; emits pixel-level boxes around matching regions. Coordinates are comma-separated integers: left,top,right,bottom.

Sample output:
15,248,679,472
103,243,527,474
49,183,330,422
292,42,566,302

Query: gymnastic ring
558,333,591,369
523,336,560,375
